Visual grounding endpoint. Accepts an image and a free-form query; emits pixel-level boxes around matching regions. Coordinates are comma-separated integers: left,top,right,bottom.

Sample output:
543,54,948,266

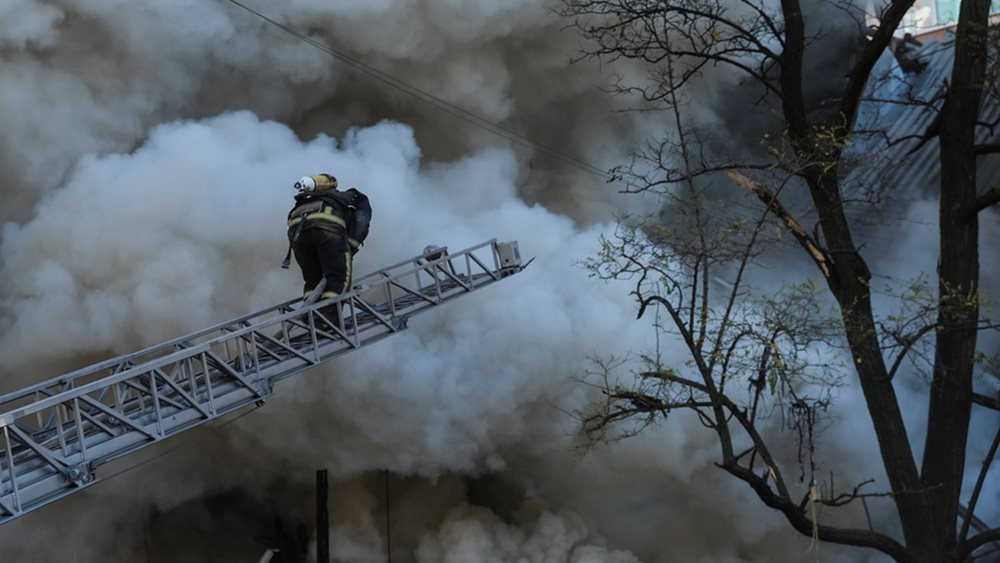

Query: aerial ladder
0,239,524,525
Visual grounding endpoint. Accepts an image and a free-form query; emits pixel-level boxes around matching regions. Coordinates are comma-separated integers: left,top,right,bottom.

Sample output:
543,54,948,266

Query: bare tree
561,0,1000,561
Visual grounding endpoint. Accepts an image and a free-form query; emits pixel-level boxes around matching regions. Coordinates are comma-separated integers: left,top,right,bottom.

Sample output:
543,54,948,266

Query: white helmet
294,176,317,192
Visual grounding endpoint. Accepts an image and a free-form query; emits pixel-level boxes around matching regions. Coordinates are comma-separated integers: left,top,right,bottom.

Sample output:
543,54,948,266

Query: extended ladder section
0,239,524,525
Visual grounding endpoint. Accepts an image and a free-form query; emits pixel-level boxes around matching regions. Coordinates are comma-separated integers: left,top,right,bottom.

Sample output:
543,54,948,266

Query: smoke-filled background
0,1,997,562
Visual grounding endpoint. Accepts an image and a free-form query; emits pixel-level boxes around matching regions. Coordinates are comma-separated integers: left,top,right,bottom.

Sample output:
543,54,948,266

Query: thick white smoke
0,0,641,224
0,110,729,562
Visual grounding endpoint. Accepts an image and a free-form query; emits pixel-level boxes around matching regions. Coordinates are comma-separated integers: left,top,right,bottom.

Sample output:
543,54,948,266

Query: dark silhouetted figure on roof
893,33,928,73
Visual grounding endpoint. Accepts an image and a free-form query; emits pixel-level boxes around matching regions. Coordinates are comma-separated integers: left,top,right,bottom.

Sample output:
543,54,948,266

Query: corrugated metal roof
842,37,1000,202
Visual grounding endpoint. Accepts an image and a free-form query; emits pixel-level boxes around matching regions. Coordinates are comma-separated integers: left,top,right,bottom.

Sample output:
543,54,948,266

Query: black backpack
340,188,372,250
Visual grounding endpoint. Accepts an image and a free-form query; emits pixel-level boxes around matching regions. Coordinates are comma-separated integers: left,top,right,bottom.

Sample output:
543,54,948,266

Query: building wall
902,0,1000,34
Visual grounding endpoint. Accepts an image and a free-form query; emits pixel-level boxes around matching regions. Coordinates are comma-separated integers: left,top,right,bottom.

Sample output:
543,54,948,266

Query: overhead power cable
219,0,611,179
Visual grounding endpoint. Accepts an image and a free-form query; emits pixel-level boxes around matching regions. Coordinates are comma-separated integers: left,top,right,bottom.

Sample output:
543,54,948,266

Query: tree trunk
808,170,941,560
921,0,990,560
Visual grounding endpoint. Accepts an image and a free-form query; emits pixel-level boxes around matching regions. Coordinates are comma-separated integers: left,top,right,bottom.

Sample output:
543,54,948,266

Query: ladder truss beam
0,239,522,524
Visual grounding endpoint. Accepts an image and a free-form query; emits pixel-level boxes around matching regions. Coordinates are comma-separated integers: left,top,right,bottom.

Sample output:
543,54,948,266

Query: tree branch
959,424,1000,542
972,392,1000,411
779,0,808,137
610,389,715,413
904,112,942,156
965,188,1000,218
722,462,912,561
887,323,938,381
642,366,915,559
725,171,832,279
975,142,1000,155
963,528,1000,559
664,5,782,61
649,369,794,501
837,0,917,131
814,479,897,508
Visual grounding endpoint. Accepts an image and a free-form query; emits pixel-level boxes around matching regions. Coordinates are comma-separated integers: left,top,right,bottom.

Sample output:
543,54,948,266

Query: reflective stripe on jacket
287,210,347,229
287,193,349,230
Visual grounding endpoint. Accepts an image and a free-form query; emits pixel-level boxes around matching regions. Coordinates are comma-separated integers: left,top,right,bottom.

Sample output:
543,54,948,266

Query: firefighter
284,173,372,327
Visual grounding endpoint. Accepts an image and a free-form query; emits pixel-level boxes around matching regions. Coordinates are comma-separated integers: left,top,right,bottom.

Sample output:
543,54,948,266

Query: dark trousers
290,227,352,301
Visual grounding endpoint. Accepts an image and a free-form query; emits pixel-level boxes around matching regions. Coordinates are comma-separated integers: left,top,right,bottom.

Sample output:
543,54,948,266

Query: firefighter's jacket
287,188,372,253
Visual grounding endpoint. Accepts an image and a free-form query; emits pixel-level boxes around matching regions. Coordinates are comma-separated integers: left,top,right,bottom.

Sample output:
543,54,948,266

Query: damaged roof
843,35,1000,201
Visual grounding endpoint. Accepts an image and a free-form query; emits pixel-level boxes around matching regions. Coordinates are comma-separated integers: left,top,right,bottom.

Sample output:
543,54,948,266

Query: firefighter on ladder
282,173,372,327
